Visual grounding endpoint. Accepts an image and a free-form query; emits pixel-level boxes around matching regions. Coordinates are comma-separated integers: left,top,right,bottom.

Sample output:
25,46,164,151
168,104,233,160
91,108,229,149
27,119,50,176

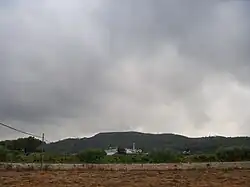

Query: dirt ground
1,169,250,187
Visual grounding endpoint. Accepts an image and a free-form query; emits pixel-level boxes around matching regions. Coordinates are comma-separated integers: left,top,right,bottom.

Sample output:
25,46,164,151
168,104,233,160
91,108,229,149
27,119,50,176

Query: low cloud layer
1,0,250,141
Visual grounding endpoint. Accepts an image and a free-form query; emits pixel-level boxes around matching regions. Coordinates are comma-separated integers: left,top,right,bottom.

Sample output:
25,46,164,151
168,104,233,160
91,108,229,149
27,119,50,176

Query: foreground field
1,169,250,187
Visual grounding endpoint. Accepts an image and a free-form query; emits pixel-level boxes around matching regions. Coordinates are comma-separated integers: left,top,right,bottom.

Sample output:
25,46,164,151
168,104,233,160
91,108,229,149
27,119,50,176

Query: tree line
1,136,250,164
1,145,250,164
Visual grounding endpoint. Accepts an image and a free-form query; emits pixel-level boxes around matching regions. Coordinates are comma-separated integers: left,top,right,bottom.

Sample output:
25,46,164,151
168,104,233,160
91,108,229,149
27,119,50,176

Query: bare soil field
1,169,250,187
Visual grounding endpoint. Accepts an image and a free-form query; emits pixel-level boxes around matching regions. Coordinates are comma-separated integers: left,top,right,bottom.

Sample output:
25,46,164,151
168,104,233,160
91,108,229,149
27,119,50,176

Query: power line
0,122,49,170
0,122,51,143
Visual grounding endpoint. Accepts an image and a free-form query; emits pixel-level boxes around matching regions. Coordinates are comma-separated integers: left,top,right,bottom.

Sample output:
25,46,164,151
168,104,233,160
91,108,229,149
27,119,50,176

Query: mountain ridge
43,131,250,154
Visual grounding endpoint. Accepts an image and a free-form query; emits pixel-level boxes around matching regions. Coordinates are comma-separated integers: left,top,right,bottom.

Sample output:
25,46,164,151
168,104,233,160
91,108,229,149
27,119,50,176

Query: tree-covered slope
42,131,250,154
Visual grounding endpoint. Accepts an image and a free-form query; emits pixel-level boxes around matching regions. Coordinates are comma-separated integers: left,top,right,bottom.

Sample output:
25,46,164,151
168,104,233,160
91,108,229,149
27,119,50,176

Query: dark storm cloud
1,0,250,140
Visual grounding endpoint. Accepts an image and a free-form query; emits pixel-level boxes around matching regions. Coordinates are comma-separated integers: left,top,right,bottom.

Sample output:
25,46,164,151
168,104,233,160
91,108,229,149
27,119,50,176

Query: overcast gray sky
1,0,250,141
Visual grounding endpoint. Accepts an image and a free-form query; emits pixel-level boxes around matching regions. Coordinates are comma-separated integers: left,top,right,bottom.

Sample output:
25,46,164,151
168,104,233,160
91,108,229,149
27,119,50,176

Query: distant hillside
43,131,250,154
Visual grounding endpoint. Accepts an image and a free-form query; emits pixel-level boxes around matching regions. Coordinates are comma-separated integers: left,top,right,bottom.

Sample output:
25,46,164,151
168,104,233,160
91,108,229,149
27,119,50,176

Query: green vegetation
77,149,106,163
0,145,250,164
0,133,250,164
216,146,250,162
0,136,42,153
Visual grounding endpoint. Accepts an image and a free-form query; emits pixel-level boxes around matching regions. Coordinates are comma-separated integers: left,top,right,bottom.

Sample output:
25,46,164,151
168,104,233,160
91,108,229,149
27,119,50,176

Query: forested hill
42,131,250,154
1,132,249,154
0,136,42,153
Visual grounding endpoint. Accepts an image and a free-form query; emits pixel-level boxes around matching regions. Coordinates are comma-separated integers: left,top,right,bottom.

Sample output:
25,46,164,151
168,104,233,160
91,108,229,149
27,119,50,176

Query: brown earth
0,169,250,187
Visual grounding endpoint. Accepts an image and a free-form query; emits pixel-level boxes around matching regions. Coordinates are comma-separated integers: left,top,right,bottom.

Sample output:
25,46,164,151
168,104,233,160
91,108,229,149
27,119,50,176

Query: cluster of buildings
104,143,143,156
104,143,190,156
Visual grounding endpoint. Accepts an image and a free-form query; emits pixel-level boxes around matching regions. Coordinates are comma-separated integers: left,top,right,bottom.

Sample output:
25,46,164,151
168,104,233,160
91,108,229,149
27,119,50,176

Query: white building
105,147,118,155
104,143,143,155
125,143,142,154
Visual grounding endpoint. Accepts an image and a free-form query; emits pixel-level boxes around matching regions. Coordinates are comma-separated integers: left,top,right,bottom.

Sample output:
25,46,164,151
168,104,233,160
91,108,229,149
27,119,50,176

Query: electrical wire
0,122,51,143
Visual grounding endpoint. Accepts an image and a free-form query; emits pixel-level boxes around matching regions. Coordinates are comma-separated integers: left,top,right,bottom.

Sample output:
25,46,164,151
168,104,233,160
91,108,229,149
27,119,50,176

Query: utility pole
41,133,44,170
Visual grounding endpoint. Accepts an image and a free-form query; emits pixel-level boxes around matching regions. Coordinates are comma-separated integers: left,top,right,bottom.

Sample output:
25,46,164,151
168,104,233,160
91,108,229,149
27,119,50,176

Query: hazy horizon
1,129,249,143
